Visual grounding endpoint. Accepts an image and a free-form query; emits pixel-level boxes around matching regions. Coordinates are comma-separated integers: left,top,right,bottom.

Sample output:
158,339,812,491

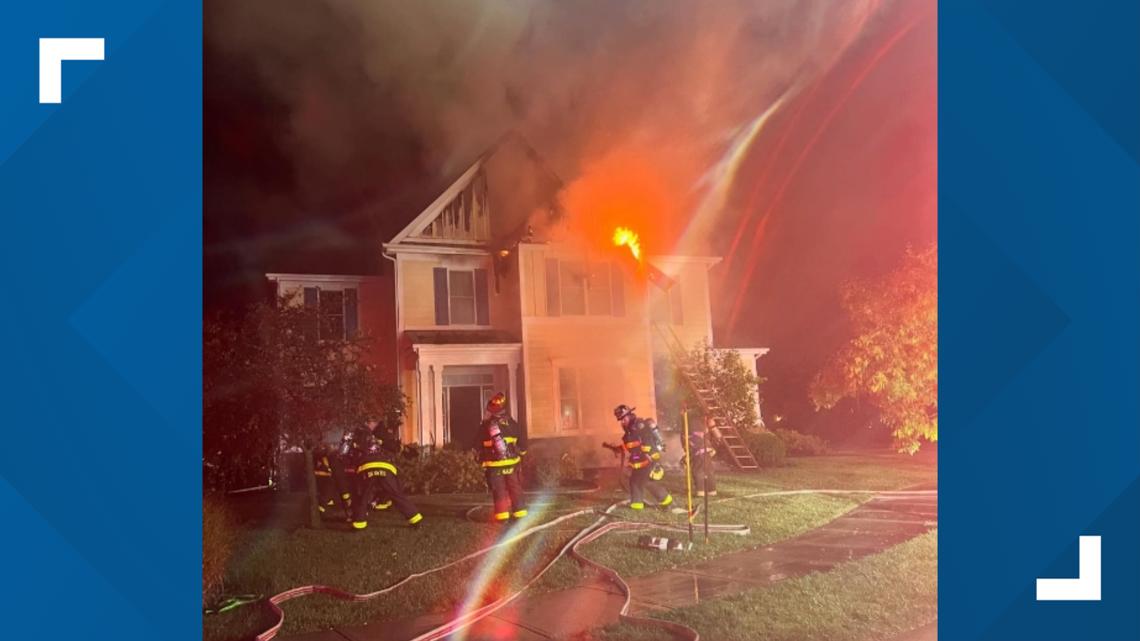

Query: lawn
594,530,938,641
204,453,935,640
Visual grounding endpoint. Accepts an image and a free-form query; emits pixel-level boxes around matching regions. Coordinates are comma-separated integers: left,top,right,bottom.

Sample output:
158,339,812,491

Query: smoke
206,0,885,253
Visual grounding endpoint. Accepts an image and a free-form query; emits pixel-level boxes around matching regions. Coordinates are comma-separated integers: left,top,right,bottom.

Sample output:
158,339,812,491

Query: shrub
399,447,485,494
203,494,238,607
740,430,786,467
773,428,829,456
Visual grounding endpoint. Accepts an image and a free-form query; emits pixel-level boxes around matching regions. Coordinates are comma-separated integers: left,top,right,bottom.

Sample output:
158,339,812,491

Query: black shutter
303,287,319,342
545,258,561,316
610,263,625,317
433,267,450,325
344,288,359,337
474,269,490,325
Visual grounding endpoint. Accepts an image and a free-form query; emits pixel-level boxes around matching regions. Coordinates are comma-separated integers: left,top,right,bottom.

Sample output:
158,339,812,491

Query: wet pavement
287,487,937,640
626,489,937,613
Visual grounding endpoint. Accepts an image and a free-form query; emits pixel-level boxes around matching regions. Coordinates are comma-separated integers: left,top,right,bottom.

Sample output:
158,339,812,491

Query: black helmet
614,404,635,421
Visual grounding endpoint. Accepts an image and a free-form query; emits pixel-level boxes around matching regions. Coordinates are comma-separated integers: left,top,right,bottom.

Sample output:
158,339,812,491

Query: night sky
204,0,936,439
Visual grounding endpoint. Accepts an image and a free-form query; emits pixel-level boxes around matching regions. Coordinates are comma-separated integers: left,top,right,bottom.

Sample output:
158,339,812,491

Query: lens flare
450,495,556,641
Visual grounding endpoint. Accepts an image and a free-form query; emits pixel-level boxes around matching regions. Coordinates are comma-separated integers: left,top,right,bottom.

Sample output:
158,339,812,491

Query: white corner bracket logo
39,38,105,104
1036,535,1101,601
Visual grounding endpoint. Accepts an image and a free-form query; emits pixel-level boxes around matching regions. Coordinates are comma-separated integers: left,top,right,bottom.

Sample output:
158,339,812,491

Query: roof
406,330,520,346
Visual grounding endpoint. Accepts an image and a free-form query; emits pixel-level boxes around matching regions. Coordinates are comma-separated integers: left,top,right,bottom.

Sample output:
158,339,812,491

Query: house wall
648,259,716,351
517,244,656,439
396,252,520,335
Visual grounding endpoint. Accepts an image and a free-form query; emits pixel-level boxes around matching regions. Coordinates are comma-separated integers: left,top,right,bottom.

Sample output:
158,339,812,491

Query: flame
612,226,642,262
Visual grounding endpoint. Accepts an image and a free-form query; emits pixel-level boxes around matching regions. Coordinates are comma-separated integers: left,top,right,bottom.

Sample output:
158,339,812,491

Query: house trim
388,159,486,246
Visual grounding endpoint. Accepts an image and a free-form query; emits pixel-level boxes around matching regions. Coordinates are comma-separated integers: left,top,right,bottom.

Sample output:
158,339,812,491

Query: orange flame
612,226,642,262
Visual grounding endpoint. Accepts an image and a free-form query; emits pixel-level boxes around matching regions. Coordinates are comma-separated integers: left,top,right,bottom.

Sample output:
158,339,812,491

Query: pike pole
702,425,710,543
682,409,694,544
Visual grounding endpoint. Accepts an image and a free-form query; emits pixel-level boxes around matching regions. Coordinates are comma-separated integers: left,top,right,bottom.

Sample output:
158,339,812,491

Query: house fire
267,137,766,453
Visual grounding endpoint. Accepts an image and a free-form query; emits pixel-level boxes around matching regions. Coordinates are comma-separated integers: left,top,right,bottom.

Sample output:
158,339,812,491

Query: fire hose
251,488,934,640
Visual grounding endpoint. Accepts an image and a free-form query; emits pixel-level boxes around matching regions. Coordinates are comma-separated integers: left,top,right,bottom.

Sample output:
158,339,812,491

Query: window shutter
344,288,359,337
610,263,625,317
545,259,561,316
433,268,450,325
303,287,319,342
474,268,490,326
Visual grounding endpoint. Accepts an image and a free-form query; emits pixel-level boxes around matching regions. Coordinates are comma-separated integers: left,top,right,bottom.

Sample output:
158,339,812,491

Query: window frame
304,286,359,342
447,269,477,326
549,259,624,318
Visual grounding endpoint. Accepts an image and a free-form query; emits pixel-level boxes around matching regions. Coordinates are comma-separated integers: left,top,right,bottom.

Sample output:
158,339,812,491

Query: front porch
409,337,522,448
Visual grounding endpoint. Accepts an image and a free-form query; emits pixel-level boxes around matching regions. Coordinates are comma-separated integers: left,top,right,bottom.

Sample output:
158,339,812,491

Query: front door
447,386,484,450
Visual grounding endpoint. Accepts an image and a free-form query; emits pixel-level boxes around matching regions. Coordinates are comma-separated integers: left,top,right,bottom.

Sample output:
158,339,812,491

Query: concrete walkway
289,487,937,640
626,489,937,613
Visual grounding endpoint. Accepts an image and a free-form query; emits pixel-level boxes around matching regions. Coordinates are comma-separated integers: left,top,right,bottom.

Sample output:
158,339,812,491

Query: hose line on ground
251,488,935,640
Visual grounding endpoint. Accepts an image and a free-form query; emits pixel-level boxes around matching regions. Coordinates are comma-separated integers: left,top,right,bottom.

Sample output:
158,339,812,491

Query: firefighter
313,445,351,519
614,404,675,511
478,392,527,523
368,411,404,512
683,418,719,497
342,417,423,530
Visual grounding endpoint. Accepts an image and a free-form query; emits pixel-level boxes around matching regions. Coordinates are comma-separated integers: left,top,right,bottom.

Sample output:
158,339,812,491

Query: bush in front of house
400,446,485,494
203,494,238,607
740,430,787,467
772,428,830,456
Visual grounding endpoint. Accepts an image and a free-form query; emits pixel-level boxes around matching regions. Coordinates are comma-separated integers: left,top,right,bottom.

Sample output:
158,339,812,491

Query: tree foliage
655,341,762,431
811,247,937,453
203,294,407,492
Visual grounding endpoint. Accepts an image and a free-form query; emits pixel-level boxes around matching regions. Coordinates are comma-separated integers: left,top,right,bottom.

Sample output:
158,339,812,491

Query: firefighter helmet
486,392,508,415
613,404,635,421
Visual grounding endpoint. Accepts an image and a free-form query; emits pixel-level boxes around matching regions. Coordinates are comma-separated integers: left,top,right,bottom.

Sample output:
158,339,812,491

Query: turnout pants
693,456,717,494
629,465,673,510
485,467,526,521
352,467,422,529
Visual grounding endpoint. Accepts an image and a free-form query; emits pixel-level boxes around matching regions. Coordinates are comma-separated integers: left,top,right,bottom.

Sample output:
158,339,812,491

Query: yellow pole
683,409,694,542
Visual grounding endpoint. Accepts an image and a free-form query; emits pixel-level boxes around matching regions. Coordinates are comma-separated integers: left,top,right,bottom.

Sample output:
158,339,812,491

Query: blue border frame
940,1,1139,639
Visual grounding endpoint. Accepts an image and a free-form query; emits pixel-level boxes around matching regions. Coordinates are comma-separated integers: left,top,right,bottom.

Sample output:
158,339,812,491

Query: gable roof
388,159,487,246
384,132,564,253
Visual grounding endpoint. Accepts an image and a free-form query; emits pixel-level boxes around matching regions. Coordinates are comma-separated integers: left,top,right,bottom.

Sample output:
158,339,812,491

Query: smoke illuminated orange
612,226,642,262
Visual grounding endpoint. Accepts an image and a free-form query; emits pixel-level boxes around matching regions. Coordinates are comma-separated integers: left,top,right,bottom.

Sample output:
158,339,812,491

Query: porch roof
406,329,519,346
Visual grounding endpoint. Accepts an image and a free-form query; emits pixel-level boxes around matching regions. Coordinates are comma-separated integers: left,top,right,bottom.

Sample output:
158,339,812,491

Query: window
448,271,476,325
587,264,612,316
651,284,683,325
559,261,587,315
546,259,625,317
432,267,490,326
558,368,580,431
304,286,359,341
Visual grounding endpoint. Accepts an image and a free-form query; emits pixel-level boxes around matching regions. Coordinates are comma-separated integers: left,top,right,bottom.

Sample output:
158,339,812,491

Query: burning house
267,137,767,454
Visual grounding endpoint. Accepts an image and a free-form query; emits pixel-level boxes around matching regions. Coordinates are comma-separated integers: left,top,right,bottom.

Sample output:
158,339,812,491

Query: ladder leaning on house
652,322,759,471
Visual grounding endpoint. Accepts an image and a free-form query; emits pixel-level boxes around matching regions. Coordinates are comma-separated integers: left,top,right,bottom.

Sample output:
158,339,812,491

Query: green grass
204,454,935,640
596,530,938,641
204,494,600,640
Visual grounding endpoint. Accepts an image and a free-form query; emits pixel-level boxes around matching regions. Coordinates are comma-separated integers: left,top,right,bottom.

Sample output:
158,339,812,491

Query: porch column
507,361,519,420
418,363,434,446
432,363,445,447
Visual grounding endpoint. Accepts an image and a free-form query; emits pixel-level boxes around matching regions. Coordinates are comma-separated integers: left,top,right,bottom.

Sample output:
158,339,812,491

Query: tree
203,294,407,527
655,341,762,432
810,247,937,453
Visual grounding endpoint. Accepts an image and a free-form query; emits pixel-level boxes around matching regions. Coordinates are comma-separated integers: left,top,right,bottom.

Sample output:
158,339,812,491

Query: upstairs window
433,267,490,326
545,259,625,317
650,284,683,325
303,287,359,341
